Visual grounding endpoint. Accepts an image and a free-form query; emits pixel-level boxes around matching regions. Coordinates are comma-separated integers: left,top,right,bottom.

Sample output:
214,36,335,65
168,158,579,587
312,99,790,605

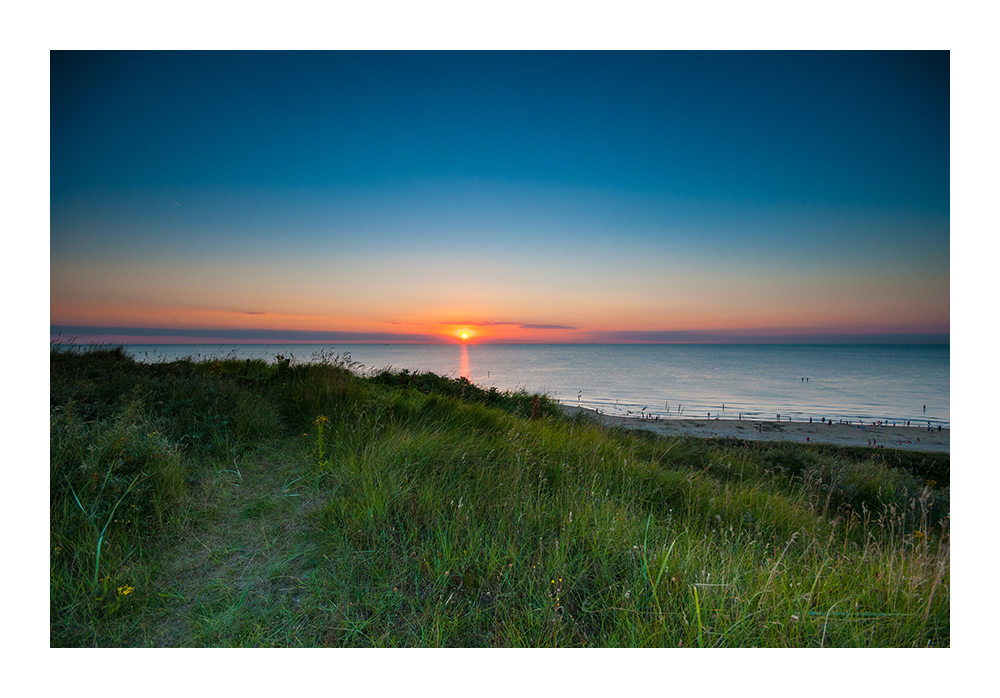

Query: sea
122,343,950,429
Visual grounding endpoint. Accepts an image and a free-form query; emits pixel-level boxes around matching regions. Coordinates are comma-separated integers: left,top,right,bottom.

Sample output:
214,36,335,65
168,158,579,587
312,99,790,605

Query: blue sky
50,50,950,343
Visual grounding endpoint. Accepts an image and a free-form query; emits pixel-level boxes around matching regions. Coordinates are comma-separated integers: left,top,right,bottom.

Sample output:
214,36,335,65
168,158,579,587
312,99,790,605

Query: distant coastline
558,404,950,453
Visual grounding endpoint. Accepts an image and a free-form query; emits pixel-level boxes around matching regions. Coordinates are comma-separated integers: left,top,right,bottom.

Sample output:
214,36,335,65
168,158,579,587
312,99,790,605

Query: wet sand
558,405,949,453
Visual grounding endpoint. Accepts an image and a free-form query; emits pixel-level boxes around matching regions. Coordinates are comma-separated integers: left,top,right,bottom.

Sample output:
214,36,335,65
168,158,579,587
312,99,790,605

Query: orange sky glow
50,51,949,346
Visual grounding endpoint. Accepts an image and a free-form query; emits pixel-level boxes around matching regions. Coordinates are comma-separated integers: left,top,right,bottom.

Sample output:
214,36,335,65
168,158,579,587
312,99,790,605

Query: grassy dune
49,345,949,647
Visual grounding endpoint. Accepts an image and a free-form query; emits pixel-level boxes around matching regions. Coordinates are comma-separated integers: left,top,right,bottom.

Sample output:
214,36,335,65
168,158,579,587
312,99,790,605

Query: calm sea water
123,343,950,428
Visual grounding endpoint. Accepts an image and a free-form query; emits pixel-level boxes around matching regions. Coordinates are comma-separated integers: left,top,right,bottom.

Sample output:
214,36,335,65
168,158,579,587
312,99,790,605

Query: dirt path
146,452,325,645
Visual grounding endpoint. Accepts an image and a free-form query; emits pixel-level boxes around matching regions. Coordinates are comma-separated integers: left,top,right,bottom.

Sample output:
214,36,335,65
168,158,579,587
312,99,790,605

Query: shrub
51,390,187,644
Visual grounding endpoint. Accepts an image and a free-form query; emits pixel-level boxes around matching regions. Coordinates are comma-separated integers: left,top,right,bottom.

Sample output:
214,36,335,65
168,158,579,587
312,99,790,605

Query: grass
49,343,949,647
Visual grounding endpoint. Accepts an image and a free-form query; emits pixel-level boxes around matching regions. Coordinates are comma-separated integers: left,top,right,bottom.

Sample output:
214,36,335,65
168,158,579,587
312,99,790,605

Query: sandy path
557,404,949,453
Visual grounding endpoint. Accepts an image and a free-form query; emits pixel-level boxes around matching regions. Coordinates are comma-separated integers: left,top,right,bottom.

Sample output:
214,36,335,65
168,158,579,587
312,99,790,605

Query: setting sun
460,332,469,341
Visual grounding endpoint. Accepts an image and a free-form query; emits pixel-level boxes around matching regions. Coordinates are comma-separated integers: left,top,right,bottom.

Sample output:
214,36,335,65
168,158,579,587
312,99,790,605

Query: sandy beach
558,404,949,453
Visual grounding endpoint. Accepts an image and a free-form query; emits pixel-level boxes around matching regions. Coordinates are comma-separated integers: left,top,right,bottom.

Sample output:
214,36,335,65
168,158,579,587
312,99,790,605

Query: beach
558,404,949,453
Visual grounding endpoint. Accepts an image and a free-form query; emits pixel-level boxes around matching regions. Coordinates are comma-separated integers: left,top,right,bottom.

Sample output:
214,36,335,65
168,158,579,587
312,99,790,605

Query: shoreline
558,404,949,453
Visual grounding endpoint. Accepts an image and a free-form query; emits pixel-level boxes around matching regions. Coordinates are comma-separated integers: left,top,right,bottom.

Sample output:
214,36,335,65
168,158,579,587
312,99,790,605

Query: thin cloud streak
441,320,578,330
582,329,949,344
50,326,449,343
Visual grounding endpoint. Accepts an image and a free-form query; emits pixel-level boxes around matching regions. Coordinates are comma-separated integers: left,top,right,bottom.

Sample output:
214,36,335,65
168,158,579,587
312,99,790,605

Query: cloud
582,329,950,344
50,326,447,343
440,320,578,330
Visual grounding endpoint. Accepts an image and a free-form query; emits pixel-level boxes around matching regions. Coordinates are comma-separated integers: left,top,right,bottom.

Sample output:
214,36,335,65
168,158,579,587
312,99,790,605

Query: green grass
49,343,949,647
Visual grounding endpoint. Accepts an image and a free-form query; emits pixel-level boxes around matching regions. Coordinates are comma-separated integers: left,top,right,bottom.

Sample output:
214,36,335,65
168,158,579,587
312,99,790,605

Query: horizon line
50,325,950,345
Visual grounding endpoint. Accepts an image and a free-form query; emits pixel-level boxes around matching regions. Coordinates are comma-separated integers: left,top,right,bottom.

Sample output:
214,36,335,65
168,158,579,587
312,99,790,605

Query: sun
451,326,475,342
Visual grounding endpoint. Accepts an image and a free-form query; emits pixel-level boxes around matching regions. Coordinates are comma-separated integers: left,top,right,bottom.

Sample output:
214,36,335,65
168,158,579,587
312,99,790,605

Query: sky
50,50,950,344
